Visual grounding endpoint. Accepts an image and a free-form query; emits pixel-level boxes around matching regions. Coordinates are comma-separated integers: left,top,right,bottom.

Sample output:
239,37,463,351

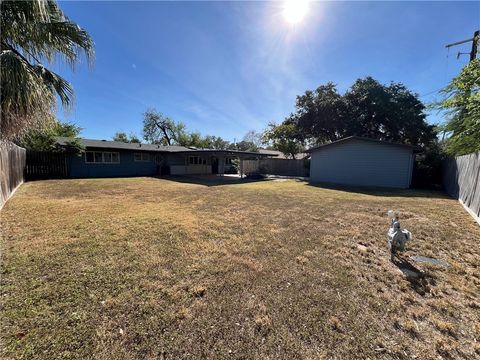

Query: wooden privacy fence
443,152,480,224
243,158,309,177
26,151,68,180
0,142,26,209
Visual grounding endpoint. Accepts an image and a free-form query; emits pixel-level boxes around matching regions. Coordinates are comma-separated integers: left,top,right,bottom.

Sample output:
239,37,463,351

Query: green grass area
1,178,479,359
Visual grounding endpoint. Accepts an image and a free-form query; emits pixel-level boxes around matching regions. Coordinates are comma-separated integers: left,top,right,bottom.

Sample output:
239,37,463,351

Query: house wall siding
310,140,414,188
67,150,218,178
68,149,159,178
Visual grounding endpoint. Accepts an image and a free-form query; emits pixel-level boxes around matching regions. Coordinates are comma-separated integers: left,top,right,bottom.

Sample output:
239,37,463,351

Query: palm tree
1,0,94,141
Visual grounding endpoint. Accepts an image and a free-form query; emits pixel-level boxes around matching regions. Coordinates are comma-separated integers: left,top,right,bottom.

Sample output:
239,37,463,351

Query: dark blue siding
67,149,159,178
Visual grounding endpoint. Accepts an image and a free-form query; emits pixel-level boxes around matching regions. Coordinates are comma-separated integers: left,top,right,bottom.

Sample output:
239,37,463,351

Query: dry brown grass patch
1,178,479,359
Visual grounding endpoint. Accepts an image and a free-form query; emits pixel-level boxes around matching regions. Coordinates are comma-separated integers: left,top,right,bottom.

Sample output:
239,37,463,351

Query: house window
86,151,94,163
189,156,202,165
85,151,120,164
94,152,103,163
134,153,150,162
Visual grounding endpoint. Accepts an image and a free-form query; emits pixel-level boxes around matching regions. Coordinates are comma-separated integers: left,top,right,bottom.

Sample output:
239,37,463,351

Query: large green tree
344,78,435,146
292,82,347,143
142,109,187,145
1,0,94,141
142,108,232,149
283,77,437,148
19,120,83,153
263,122,304,158
436,59,480,155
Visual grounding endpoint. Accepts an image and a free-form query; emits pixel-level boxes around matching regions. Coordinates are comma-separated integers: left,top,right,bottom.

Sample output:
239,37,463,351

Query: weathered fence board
0,142,26,209
443,152,480,224
26,151,68,180
243,158,309,177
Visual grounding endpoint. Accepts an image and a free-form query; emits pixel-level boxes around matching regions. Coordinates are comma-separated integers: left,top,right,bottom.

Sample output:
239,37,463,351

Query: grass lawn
1,177,479,359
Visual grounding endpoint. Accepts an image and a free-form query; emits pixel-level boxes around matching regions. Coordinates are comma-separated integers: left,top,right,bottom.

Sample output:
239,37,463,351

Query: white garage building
308,136,419,189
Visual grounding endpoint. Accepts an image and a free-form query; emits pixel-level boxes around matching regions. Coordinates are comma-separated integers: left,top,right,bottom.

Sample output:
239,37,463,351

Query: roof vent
101,139,107,142
139,143,142,147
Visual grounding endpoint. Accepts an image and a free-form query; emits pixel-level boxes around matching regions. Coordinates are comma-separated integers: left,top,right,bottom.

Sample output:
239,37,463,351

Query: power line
418,87,445,99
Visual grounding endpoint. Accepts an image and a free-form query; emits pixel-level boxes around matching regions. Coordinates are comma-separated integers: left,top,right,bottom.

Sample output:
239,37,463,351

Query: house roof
57,137,192,152
176,149,275,157
258,149,309,159
57,137,276,157
306,136,422,153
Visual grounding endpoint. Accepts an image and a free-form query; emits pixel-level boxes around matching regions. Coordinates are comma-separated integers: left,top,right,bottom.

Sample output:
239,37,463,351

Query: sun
282,0,309,24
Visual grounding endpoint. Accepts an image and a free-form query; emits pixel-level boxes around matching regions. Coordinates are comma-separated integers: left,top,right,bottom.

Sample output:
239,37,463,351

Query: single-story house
57,138,275,178
308,136,421,189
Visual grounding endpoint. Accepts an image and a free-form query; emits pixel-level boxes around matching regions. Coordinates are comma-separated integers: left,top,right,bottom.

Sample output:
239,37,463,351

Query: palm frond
1,50,53,113
34,65,74,108
1,50,57,140
1,1,94,68
0,0,94,141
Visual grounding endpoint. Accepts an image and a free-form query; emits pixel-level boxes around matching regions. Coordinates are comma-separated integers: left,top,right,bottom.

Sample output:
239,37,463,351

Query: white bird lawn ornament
387,210,411,260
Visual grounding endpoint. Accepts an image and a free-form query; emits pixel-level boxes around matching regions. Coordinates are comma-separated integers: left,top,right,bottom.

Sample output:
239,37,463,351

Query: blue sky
56,1,480,142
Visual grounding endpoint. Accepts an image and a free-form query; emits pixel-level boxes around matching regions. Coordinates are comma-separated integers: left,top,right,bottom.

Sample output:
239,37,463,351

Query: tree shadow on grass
307,182,450,199
392,255,436,296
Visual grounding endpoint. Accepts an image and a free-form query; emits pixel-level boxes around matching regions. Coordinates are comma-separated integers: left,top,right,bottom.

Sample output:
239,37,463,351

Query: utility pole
446,30,479,62
471,30,479,62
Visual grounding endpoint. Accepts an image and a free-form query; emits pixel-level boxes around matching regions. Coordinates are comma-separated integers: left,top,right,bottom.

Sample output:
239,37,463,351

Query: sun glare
282,0,309,24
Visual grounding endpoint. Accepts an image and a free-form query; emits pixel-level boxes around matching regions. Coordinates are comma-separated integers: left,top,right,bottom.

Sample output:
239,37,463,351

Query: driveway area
1,178,479,359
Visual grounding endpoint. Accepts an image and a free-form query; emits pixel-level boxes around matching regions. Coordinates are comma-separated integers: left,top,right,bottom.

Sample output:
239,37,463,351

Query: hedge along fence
0,142,26,209
243,158,309,178
443,151,480,225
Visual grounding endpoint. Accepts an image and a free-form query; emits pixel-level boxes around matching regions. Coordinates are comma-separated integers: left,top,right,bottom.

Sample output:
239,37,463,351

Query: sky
55,1,480,142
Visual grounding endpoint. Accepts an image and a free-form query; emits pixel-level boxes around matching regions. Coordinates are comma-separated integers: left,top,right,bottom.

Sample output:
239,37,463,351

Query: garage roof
307,136,422,153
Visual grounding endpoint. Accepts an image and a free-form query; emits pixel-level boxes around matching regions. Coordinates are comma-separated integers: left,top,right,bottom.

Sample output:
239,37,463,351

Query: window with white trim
189,156,202,165
134,153,150,162
85,151,120,164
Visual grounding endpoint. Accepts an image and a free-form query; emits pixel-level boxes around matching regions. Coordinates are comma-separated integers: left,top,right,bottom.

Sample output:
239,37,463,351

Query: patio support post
239,157,244,179
218,155,225,176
